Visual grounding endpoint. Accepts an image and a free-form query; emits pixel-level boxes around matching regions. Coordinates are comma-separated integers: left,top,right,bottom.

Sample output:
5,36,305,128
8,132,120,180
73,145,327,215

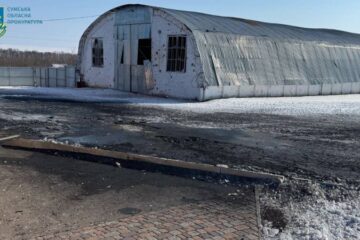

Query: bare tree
0,48,77,67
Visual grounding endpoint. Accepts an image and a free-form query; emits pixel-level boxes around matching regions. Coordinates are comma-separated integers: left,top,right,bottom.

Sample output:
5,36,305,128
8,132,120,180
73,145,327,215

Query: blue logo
0,7,6,38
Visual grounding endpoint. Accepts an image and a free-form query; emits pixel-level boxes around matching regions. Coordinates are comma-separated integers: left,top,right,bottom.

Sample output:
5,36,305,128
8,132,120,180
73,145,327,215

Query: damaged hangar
77,4,360,101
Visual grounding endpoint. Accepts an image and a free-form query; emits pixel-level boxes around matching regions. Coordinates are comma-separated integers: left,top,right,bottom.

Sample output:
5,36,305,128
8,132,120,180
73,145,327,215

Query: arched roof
79,4,360,46
78,4,360,88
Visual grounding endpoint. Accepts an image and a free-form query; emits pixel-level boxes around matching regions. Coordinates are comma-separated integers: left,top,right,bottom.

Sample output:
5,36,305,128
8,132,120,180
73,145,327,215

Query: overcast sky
1,0,360,53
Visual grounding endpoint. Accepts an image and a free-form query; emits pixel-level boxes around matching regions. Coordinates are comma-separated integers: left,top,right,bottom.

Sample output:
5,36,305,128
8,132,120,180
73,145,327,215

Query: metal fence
0,66,77,88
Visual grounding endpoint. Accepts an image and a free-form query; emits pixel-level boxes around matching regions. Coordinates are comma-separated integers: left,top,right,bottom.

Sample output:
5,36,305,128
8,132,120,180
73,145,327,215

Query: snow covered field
1,87,360,117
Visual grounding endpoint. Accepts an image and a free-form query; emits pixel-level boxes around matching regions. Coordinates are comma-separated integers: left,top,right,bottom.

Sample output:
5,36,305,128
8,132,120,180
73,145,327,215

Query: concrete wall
80,14,116,88
201,83,360,101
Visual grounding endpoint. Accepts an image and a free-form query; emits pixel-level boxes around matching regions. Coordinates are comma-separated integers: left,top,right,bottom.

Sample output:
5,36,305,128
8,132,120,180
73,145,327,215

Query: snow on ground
260,183,360,240
0,87,180,104
166,95,360,117
263,199,360,240
1,87,360,117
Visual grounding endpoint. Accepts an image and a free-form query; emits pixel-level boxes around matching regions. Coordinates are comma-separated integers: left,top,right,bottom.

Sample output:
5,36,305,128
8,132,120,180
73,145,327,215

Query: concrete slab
2,138,285,185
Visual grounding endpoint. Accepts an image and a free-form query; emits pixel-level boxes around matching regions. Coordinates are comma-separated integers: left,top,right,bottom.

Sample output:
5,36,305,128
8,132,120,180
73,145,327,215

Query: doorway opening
137,38,152,65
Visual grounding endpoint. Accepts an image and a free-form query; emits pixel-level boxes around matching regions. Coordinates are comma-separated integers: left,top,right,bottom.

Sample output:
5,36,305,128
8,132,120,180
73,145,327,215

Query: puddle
57,128,148,147
118,207,142,215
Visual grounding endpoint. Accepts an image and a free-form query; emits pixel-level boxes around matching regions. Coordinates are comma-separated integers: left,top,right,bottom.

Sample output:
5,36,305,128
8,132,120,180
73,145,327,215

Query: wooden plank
0,135,20,142
2,138,285,184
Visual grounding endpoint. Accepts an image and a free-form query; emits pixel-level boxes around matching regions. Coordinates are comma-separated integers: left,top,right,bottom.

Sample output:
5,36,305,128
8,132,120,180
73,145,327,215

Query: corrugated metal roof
161,7,360,87
163,8,360,45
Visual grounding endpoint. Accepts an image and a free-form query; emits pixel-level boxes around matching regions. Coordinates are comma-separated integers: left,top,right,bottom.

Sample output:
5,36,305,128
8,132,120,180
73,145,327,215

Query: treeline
0,48,77,67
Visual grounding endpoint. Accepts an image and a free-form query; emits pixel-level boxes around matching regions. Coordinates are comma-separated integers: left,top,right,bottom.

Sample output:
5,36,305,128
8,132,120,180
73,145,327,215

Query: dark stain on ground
261,206,288,231
118,207,142,215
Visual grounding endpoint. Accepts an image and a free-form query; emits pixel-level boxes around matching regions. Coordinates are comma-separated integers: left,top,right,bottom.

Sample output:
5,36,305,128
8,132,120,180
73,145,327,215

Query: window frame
92,38,104,68
166,35,187,73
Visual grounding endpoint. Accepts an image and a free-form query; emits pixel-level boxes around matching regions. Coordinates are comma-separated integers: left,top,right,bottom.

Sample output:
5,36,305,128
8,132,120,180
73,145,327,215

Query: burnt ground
0,97,359,185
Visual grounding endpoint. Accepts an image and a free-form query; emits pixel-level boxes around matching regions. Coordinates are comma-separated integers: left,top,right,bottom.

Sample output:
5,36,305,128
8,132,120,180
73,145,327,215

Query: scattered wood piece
0,135,20,142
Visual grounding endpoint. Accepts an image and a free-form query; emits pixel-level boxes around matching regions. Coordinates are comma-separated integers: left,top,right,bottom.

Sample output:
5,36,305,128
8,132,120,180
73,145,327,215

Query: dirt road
0,96,359,184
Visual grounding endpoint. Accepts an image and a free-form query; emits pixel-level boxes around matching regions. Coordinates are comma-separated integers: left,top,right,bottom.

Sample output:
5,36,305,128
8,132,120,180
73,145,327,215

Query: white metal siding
150,9,203,100
81,14,115,88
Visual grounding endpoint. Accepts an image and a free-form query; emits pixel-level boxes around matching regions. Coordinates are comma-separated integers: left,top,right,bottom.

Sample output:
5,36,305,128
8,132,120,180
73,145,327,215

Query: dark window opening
167,36,187,72
137,38,152,65
120,45,124,64
92,38,104,67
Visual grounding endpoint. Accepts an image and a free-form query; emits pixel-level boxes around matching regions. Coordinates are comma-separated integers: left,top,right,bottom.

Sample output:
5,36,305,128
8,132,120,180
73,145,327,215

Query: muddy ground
1,93,360,239
0,96,360,185
0,97,359,185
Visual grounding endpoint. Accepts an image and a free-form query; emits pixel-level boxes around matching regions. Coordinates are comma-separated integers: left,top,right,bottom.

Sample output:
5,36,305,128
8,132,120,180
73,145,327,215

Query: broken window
167,36,187,72
137,39,152,65
92,38,104,67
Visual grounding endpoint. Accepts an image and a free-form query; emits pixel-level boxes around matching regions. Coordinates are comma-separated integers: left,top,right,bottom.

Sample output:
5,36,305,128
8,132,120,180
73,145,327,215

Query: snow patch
1,87,360,117
260,183,360,240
